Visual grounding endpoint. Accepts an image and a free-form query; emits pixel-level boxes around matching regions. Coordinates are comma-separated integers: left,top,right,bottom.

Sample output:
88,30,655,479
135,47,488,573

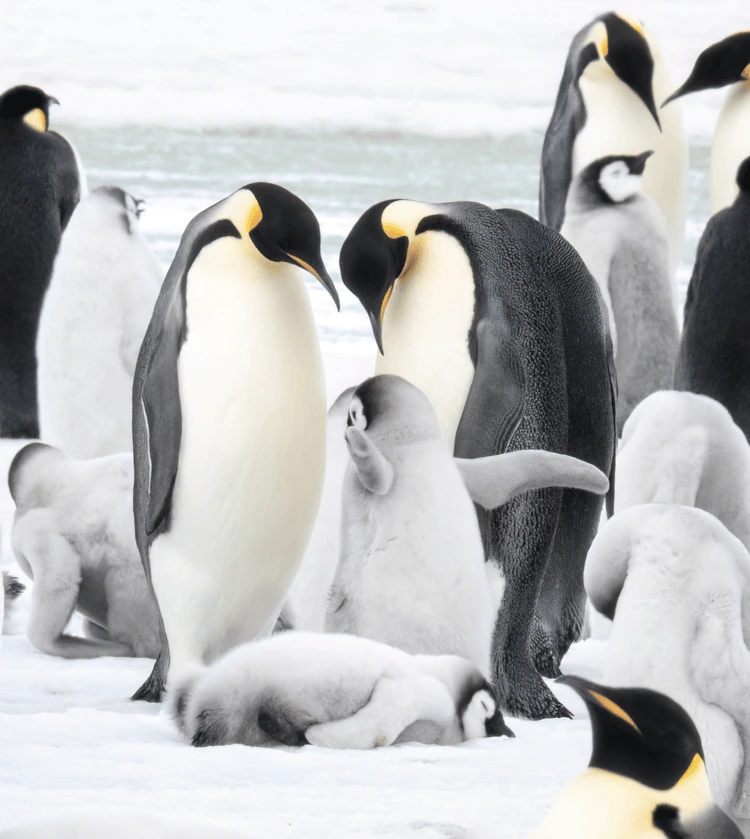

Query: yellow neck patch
246,199,262,232
677,753,704,786
742,63,750,82
382,220,406,239
23,108,47,132
588,690,640,731
599,34,609,58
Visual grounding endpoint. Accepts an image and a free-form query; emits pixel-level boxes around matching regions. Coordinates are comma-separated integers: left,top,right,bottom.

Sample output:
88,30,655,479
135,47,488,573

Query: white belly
375,230,476,449
711,83,750,214
576,55,687,274
150,261,326,674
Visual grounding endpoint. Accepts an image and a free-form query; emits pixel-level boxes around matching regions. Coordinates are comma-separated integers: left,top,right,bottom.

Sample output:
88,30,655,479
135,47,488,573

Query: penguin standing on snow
132,183,339,702
561,152,678,433
532,676,742,838
540,13,687,273
339,199,616,720
675,157,750,442
664,32,750,214
37,187,161,459
0,85,82,438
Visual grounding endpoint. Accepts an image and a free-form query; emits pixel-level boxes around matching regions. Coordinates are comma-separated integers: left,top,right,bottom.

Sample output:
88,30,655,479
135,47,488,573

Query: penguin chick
585,504,750,821
532,674,743,838
562,152,678,433
170,631,514,749
37,186,162,459
616,391,750,550
327,375,609,674
8,443,160,658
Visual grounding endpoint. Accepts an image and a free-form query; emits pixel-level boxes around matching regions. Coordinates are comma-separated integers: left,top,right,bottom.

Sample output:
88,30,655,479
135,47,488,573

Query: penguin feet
530,619,562,680
493,646,573,721
131,651,168,703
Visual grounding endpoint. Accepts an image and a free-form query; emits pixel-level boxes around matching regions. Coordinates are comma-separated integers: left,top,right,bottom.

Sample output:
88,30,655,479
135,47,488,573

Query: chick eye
347,398,367,430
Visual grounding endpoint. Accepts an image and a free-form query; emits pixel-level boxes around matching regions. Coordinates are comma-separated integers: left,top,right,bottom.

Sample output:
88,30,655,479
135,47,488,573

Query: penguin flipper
605,332,618,518
653,804,743,839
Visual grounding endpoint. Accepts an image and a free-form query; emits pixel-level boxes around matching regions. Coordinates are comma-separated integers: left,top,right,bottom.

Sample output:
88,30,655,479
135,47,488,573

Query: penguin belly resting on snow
327,375,609,674
561,152,678,433
533,675,742,838
675,158,750,441
37,186,162,459
132,182,339,702
585,504,750,822
540,12,687,273
8,443,159,658
339,197,616,720
616,390,750,550
0,85,82,438
171,632,514,749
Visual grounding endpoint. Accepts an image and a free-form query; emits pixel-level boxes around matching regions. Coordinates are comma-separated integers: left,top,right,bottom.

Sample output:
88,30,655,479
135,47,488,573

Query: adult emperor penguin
0,85,82,439
533,676,743,838
664,32,750,214
561,152,679,433
37,187,161,459
339,200,617,720
131,183,338,702
675,157,750,441
540,13,687,273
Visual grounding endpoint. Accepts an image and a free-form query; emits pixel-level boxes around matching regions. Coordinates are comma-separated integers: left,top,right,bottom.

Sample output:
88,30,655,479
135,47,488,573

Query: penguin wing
48,131,82,231
653,803,743,838
539,105,580,231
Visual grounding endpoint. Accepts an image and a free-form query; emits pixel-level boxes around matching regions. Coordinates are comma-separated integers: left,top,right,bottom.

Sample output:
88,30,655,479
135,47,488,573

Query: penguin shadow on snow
585,503,750,825
533,675,743,838
325,374,610,677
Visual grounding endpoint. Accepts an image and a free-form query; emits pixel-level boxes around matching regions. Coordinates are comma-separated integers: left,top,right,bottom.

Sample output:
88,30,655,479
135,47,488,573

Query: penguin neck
375,230,476,451
711,81,750,214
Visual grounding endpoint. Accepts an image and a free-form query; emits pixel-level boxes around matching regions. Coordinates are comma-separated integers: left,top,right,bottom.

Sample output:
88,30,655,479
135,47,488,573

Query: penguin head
181,183,338,307
558,675,706,792
90,187,146,235
663,31,750,105
459,685,515,741
347,375,440,443
339,199,443,353
0,85,59,132
577,151,654,206
580,14,661,130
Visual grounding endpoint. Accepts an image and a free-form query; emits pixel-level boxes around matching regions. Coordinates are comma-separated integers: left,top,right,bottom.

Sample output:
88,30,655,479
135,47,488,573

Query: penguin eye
347,398,367,430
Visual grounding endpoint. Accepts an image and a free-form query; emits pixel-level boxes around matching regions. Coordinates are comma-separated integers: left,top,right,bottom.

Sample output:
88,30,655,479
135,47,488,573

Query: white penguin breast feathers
711,82,750,213
150,254,326,650
376,230,476,449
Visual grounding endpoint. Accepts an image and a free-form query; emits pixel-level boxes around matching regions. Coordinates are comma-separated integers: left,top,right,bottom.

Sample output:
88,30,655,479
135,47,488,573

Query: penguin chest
158,267,326,610
712,83,750,213
376,231,476,449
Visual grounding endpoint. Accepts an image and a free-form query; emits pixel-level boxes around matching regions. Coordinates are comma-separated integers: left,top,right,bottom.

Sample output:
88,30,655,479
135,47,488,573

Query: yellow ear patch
617,13,645,36
23,108,47,132
379,285,393,323
589,690,640,731
246,199,263,232
742,63,750,82
382,221,407,239
677,753,704,786
599,35,609,58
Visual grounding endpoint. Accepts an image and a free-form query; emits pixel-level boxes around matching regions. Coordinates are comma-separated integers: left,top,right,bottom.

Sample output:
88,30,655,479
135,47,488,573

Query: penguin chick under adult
327,375,609,674
132,183,339,702
561,152,678,433
9,443,160,658
664,31,750,213
37,186,162,459
0,85,82,438
532,675,743,838
675,157,750,442
540,13,687,273
170,631,514,749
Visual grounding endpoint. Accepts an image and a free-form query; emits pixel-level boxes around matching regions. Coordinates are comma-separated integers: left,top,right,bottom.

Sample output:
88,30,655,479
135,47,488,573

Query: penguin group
2,9,750,837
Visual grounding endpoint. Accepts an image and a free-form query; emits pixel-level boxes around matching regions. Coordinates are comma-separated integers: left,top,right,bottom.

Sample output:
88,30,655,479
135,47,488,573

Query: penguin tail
737,157,750,193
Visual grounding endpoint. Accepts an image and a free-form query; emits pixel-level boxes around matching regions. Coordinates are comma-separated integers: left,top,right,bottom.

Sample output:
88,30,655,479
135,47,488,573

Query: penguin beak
135,199,146,219
369,310,384,355
662,79,694,108
48,96,60,106
286,254,340,311
557,675,639,731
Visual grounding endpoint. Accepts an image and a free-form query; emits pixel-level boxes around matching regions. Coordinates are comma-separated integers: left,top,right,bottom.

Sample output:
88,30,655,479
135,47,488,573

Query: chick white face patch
348,396,367,430
599,160,643,203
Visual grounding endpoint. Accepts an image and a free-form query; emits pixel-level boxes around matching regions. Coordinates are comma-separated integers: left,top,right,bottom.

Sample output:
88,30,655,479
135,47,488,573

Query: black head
596,14,661,130
579,151,654,204
339,200,410,353
558,675,705,791
664,32,750,106
0,85,59,131
346,375,435,434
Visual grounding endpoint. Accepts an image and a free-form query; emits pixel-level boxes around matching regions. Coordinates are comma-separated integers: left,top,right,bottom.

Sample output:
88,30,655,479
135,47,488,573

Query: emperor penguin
0,85,82,439
132,183,339,702
170,631,514,749
675,157,750,441
664,32,750,214
37,187,162,459
585,504,750,823
339,199,617,720
540,13,687,274
327,375,609,673
8,443,160,659
561,152,678,433
532,675,743,838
